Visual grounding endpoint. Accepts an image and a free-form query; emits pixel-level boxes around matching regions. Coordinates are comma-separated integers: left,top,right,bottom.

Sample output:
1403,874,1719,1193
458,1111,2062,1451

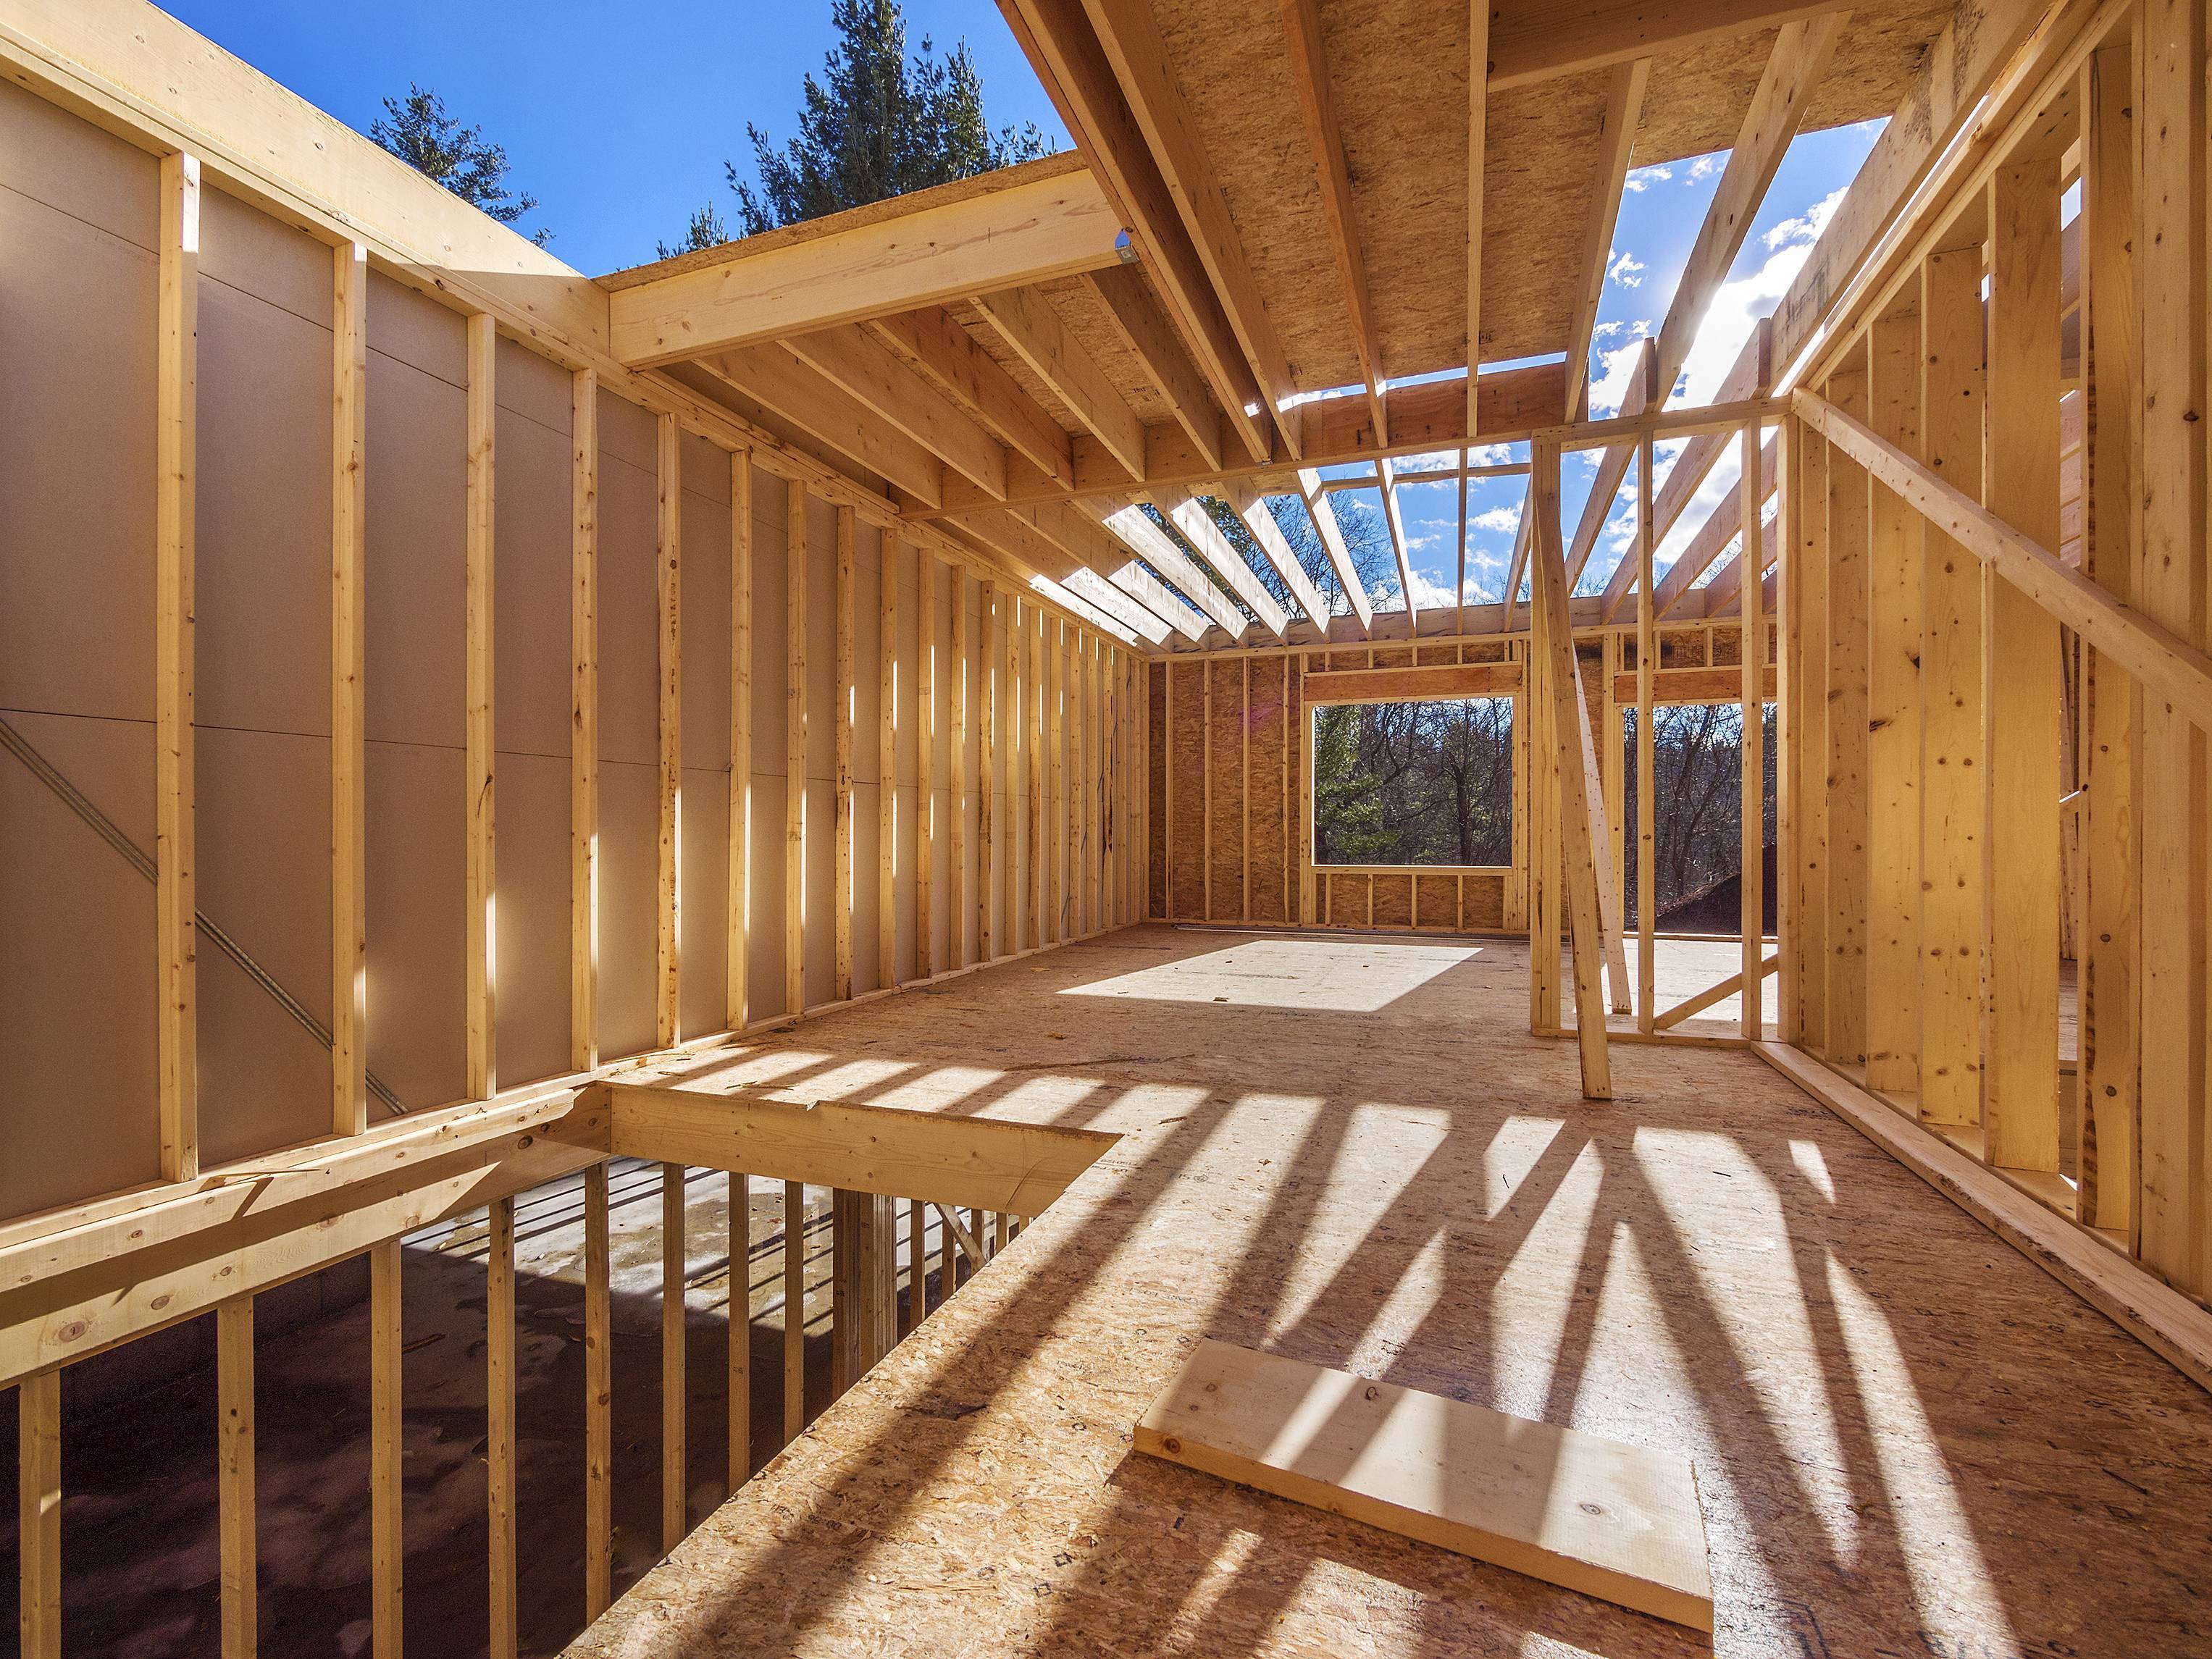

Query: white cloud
1672,185,1849,411
1623,164,1673,192
1763,184,1848,251
1687,152,1723,182
1472,504,1522,534
1586,332,1654,419
1467,442,1519,466
1606,250,1645,289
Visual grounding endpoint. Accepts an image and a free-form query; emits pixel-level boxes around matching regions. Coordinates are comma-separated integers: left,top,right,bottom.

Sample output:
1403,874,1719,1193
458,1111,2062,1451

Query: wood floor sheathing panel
573,927,2212,1659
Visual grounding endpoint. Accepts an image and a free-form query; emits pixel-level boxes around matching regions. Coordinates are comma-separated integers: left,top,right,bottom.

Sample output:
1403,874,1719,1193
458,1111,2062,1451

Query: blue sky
162,1,1068,270
167,1,1877,612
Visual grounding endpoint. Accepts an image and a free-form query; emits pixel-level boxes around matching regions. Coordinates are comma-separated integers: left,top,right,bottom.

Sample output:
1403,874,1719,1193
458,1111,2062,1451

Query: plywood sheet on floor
574,926,2212,1658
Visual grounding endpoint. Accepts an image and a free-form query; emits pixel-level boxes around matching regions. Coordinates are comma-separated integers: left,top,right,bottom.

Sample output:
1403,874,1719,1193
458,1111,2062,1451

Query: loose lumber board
1136,1337,1714,1631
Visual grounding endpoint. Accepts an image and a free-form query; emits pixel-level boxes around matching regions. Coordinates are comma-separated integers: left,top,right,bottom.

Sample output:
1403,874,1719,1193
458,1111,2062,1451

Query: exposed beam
1002,0,1278,462
1695,498,1780,615
1598,322,1771,618
1468,0,1489,433
698,347,945,507
1107,562,1210,642
972,285,1148,482
608,162,1123,366
1562,59,1650,419
923,357,1568,516
785,324,1010,500
995,495,1212,641
1076,0,1303,451
1099,499,1250,638
1219,477,1332,623
605,1083,1114,1217
1296,468,1372,632
1560,17,1840,577
1062,566,1175,644
1566,337,1656,583
1488,0,1841,89
1769,0,2052,375
1164,493,1292,637
868,306,1075,487
1377,458,1420,626
1654,433,1777,617
1798,384,2212,736
1083,265,1224,468
1280,0,1387,438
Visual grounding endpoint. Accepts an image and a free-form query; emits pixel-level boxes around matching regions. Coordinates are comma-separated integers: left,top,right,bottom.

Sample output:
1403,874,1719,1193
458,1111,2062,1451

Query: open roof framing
578,0,2001,652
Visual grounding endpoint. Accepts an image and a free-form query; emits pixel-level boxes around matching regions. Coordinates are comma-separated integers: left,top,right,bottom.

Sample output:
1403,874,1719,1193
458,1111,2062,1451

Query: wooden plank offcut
1136,1338,1714,1631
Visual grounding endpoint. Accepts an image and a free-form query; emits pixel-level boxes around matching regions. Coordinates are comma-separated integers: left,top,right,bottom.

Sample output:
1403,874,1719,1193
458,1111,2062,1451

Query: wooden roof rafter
1562,59,1652,421
1561,14,1843,584
1279,0,1388,443
1218,477,1333,625
1650,432,1777,618
1001,0,1282,464
867,305,1077,488
971,284,1149,482
1295,467,1373,634
1162,492,1293,637
1097,497,1252,638
1075,0,1305,458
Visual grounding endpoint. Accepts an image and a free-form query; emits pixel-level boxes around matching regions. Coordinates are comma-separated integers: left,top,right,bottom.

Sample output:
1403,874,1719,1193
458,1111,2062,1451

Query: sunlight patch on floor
1060,938,1482,1012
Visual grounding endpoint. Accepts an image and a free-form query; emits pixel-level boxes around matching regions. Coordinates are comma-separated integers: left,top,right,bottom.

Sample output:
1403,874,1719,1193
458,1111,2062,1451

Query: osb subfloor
573,925,2212,1659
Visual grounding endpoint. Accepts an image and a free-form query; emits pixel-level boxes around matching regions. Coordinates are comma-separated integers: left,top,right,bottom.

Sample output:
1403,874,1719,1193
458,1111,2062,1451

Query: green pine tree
725,0,1053,236
372,84,551,247
658,200,731,260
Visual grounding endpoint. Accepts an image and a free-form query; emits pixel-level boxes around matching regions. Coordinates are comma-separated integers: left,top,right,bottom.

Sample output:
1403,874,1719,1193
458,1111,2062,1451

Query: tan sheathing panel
1147,0,1950,387
1149,661,1168,916
0,715,160,1218
1168,660,1207,917
1247,659,1289,924
748,465,794,1015
1373,871,1414,927
192,186,338,1160
596,391,662,1056
364,741,466,1109
497,752,573,1085
490,337,576,1088
679,432,735,1036
1466,868,1507,929
363,278,467,1109
1206,660,1246,920
849,514,887,997
803,487,841,1009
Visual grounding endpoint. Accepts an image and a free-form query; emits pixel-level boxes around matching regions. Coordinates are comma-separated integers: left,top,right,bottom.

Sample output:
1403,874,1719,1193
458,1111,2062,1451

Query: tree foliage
724,0,1054,238
371,84,550,246
1312,699,1514,867
657,200,731,261
1621,702,1778,925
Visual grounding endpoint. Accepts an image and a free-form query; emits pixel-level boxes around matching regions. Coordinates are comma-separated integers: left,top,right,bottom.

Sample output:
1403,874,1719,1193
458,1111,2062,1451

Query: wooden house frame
6,0,2212,1652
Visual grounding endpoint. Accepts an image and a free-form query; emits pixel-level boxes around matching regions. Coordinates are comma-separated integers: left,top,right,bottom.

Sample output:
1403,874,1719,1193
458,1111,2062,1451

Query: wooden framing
657,414,684,1047
787,480,810,1015
156,148,198,1181
20,4,2212,1650
835,508,856,1001
333,239,369,1136
466,311,498,1101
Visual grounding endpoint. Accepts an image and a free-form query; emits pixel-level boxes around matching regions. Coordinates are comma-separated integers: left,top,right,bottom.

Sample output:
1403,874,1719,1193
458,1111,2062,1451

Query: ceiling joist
1163,492,1292,637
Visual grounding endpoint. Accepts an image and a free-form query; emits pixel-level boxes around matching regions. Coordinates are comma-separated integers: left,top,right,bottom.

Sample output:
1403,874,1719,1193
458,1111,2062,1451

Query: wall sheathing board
747,466,792,1015
493,335,576,1087
678,430,735,1036
1247,658,1289,925
1206,659,1246,923
1148,661,1168,917
193,186,336,1161
364,274,468,1111
595,390,663,1057
1168,660,1207,917
849,511,885,999
803,487,839,1011
1149,645,1546,935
